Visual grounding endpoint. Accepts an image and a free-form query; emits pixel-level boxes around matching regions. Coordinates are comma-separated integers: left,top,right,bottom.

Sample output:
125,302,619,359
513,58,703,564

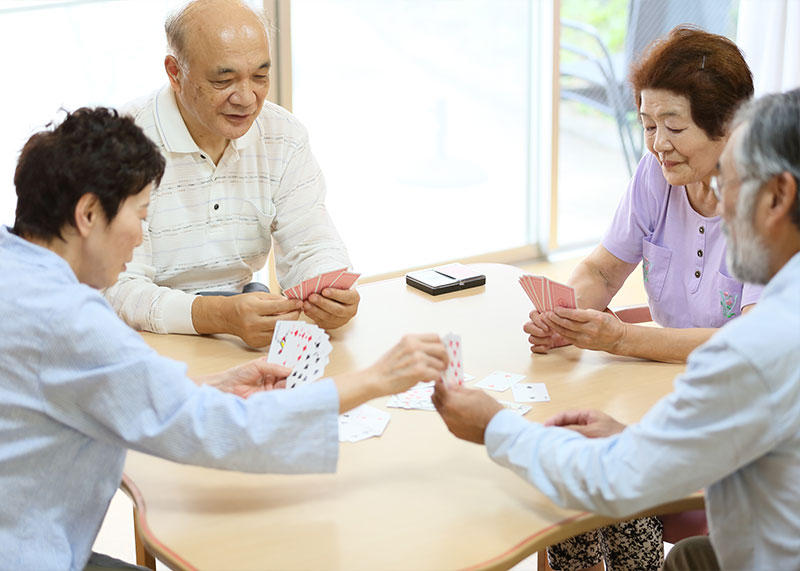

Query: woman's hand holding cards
542,306,628,354
524,309,570,353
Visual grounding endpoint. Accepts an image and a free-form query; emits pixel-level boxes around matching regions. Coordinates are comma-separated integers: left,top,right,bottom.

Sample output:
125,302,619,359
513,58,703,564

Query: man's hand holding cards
284,268,362,330
284,267,360,301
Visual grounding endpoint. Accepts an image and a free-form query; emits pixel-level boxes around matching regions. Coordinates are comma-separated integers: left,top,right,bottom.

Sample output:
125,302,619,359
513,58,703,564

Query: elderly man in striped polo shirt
105,0,358,348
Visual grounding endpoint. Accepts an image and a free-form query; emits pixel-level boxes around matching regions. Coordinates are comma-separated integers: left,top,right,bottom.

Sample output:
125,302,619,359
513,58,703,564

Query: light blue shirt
486,252,800,570
0,227,340,570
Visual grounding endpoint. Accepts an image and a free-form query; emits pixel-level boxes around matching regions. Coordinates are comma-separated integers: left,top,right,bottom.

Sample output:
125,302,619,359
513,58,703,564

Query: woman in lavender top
526,27,761,367
528,27,760,571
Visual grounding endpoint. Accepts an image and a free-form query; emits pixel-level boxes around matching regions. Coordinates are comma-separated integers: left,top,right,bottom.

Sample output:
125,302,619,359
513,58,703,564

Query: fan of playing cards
267,321,332,389
284,267,361,301
519,274,576,311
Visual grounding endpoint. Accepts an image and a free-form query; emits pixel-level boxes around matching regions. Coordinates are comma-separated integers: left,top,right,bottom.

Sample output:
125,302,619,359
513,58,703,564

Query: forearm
614,324,716,363
138,382,340,474
569,261,620,311
332,368,384,414
191,295,232,336
486,411,708,518
105,277,197,334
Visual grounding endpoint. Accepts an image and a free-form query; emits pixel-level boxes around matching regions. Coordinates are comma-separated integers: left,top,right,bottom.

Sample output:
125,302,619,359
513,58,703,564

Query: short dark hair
630,25,754,139
13,107,165,241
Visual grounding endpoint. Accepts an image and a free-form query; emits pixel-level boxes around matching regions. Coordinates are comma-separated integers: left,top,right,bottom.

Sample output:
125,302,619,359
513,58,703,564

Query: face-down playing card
519,275,576,311
284,268,361,301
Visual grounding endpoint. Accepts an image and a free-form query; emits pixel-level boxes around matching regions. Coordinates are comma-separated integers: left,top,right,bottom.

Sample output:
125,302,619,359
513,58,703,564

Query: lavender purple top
602,154,762,328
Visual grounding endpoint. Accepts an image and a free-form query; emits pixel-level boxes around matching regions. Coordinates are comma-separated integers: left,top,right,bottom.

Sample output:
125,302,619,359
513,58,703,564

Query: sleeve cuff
600,236,642,265
161,290,199,334
485,409,533,460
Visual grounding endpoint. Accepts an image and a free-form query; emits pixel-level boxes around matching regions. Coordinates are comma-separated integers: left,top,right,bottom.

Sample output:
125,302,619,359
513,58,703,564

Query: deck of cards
519,275,576,312
284,267,360,301
267,321,332,389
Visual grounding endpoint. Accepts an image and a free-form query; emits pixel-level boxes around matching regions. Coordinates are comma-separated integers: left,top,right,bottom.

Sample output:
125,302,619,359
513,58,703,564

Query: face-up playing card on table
498,400,533,416
441,333,464,387
511,382,551,403
338,404,391,442
474,371,525,392
387,381,436,411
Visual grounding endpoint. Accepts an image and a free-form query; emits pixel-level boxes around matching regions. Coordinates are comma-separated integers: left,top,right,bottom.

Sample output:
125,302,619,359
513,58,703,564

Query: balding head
162,0,272,158
165,0,270,69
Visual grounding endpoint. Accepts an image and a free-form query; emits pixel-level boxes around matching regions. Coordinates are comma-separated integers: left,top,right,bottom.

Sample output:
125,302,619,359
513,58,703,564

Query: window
556,0,741,249
0,0,261,227
289,0,553,275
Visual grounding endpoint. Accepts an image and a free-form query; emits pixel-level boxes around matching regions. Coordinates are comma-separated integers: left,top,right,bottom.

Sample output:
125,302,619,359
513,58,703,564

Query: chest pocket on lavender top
711,271,744,326
641,237,672,302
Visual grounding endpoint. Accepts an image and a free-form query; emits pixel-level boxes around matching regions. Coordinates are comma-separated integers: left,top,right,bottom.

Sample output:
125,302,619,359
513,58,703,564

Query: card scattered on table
267,321,331,389
499,400,533,416
474,371,525,392
284,267,361,301
338,404,391,442
387,381,436,411
519,275,576,312
511,382,551,403
442,332,464,387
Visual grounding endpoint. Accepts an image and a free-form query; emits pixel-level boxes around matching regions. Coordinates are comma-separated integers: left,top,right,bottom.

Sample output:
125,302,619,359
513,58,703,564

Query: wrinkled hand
544,409,626,438
304,287,360,330
207,359,292,398
432,378,504,444
542,306,627,353
225,293,303,348
524,309,570,353
368,333,448,395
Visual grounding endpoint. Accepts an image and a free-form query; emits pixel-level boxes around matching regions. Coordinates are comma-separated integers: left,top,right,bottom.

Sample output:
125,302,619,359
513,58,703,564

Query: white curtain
737,0,800,95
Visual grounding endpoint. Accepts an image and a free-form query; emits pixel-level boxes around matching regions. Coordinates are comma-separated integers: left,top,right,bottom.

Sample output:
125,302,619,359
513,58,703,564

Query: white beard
723,211,771,285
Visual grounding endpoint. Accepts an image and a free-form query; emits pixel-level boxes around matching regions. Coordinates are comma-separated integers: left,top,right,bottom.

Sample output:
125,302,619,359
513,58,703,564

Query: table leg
133,505,156,570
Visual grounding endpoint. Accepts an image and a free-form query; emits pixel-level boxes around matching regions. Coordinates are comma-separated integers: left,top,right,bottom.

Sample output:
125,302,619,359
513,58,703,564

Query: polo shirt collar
153,85,261,155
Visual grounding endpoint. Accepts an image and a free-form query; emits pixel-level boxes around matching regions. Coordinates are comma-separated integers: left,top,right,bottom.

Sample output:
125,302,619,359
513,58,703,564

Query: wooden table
122,263,697,571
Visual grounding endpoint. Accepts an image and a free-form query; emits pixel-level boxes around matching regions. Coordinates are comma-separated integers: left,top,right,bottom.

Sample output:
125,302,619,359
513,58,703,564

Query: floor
93,255,648,570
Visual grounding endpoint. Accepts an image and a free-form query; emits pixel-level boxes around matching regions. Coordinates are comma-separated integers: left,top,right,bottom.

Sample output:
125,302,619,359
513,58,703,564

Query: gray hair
731,89,800,229
165,0,272,68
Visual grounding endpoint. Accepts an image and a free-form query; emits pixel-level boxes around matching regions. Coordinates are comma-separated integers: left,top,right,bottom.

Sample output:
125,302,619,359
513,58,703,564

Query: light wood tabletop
122,263,698,571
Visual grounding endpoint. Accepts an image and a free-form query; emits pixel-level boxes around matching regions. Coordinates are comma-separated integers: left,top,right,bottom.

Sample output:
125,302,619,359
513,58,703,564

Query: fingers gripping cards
284,268,361,301
519,275,576,312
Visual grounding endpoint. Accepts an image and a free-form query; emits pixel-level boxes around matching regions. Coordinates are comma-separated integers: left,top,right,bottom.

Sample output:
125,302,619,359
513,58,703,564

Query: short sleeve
742,282,764,307
601,154,669,264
